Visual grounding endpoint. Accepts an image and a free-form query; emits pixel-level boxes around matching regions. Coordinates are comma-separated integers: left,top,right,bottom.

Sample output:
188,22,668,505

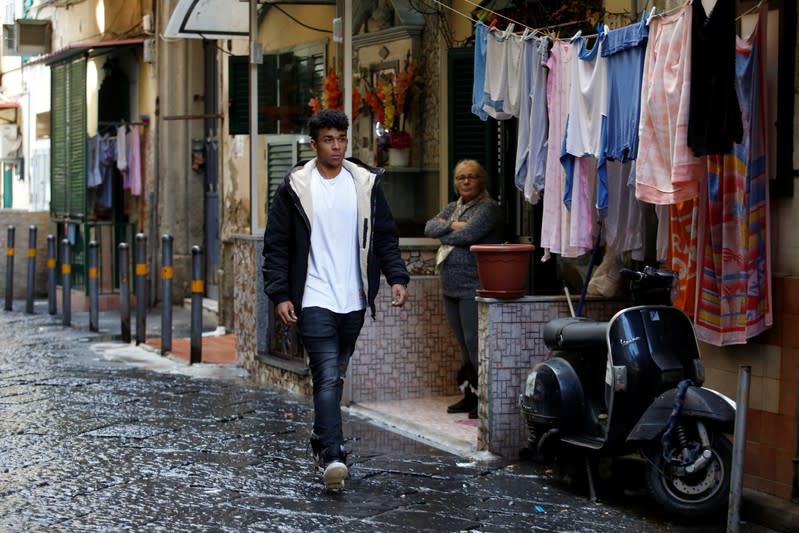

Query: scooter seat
543,317,609,351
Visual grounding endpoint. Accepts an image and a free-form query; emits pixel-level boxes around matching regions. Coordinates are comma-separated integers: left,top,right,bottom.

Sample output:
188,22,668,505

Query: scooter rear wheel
645,431,732,520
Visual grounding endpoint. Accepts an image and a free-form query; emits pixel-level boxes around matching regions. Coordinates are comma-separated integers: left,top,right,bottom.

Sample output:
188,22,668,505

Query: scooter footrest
544,317,609,351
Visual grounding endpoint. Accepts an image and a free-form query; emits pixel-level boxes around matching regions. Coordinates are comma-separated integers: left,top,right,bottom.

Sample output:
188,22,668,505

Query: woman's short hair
453,159,488,188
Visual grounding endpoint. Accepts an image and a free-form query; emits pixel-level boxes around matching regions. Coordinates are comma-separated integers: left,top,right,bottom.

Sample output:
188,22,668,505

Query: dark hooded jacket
262,157,410,318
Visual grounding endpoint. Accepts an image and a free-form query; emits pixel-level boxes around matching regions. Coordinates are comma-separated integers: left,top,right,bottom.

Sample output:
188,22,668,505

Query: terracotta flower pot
470,243,535,299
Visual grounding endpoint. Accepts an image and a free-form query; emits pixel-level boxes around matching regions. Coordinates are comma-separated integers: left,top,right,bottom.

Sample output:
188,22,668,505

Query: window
35,111,49,139
228,41,325,135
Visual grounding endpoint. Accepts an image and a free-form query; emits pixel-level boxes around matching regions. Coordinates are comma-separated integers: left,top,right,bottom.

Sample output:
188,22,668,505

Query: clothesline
427,0,594,38
427,0,767,40
97,120,147,127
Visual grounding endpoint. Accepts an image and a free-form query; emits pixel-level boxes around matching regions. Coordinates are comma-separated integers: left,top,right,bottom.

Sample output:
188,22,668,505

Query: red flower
388,130,411,149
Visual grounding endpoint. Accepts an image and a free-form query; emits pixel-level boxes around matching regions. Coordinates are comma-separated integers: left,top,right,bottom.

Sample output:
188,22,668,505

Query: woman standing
424,160,503,418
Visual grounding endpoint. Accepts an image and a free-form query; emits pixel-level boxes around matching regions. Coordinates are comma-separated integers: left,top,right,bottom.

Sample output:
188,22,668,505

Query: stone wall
0,211,54,299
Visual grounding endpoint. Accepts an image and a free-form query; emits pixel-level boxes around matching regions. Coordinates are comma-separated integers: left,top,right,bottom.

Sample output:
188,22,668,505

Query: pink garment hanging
540,40,586,259
636,5,705,205
126,126,142,196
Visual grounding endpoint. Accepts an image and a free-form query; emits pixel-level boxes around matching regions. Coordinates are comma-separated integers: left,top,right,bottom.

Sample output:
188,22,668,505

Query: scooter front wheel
645,430,732,520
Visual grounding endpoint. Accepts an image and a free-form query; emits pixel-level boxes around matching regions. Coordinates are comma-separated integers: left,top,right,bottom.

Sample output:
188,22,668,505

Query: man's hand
390,284,408,307
276,301,298,325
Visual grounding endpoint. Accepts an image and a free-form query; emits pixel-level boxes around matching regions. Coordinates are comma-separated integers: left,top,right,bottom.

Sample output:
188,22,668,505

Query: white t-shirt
301,166,365,313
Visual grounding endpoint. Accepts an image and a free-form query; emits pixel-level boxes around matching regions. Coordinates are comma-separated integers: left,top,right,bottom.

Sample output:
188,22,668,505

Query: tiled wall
704,275,799,500
232,236,459,402
351,276,461,402
476,297,622,457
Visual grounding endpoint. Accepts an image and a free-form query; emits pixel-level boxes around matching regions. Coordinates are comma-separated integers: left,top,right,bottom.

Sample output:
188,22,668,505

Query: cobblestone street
0,305,774,532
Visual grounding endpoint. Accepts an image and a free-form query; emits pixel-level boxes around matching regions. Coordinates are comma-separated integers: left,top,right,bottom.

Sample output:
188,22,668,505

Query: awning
42,37,146,66
164,0,249,40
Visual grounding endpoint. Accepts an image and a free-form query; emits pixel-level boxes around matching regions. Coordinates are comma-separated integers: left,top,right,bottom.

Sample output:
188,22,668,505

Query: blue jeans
298,306,366,461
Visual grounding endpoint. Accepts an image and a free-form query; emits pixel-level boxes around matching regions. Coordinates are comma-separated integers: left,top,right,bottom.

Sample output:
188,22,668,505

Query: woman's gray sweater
424,197,503,298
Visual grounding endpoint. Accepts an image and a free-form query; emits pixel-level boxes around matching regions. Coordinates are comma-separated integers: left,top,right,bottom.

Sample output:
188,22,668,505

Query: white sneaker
322,460,348,490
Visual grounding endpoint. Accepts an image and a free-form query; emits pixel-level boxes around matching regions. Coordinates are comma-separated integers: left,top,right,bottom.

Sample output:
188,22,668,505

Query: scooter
519,266,736,519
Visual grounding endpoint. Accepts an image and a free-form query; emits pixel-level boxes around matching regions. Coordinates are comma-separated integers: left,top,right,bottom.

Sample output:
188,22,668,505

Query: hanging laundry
126,125,142,196
567,157,597,252
471,23,489,121
540,40,586,259
694,3,771,345
482,24,517,120
667,198,700,315
513,35,550,202
116,124,128,175
86,135,102,188
562,29,609,217
636,5,705,205
602,18,649,162
98,134,116,209
687,0,743,156
604,160,644,259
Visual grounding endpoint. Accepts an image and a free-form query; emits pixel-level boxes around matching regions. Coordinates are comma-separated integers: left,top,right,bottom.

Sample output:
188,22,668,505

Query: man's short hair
309,109,349,141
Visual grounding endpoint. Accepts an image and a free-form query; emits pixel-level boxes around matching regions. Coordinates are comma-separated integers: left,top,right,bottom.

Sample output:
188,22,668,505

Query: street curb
742,488,799,532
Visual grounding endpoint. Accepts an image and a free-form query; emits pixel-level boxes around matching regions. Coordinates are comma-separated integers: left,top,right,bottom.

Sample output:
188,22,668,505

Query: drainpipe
794,375,799,502
248,0,259,233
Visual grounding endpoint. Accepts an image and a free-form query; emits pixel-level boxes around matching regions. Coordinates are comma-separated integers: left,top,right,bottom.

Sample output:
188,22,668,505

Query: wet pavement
0,303,777,532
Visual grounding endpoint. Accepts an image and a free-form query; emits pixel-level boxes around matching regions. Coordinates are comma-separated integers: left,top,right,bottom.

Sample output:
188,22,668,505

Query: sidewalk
16,298,237,366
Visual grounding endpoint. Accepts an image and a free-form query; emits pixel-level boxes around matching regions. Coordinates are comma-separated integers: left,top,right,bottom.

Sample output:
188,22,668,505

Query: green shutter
3,164,11,208
50,57,86,219
67,57,86,218
447,47,497,201
50,62,67,216
228,55,274,135
264,135,313,214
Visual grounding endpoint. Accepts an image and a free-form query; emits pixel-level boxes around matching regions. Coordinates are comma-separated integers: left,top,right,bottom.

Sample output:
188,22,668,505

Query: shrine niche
351,0,424,168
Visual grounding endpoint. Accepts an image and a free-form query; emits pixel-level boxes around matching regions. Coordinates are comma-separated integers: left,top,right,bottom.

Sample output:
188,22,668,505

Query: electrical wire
273,5,331,34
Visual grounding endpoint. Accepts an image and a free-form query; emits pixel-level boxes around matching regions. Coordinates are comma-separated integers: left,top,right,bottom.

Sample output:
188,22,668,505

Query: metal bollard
47,235,56,315
190,245,204,364
727,365,751,533
25,226,37,314
88,241,99,332
119,243,131,343
134,233,148,345
160,235,173,354
61,238,71,326
5,225,14,311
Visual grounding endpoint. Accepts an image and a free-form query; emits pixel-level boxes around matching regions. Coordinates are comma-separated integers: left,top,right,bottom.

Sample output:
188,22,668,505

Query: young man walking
262,109,409,489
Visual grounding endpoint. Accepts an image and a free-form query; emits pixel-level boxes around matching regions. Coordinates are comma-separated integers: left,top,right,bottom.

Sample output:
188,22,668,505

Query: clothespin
645,6,656,25
474,13,487,28
569,29,582,43
486,17,499,32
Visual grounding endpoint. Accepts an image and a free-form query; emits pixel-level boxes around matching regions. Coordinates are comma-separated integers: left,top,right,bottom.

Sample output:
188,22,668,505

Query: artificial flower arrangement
308,55,422,157
309,68,366,121
363,53,423,150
